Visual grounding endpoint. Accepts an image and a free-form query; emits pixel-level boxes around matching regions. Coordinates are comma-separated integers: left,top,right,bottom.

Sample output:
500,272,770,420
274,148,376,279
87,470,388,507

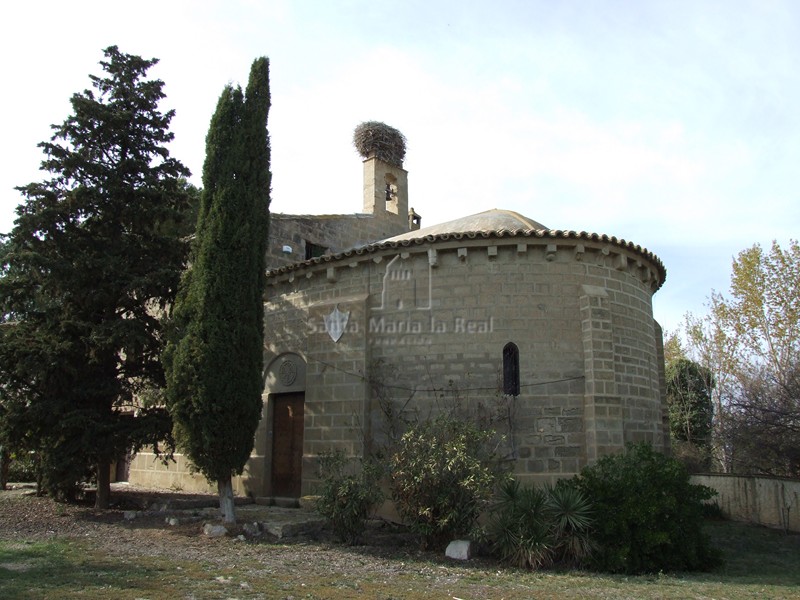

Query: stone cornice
266,228,667,291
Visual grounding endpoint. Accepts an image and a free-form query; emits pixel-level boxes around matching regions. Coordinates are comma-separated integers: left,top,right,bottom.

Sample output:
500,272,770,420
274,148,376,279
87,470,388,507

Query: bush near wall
315,450,384,545
389,415,506,549
574,442,721,574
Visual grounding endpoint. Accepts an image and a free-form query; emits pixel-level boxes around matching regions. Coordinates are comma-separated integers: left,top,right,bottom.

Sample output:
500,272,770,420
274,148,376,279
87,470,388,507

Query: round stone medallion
278,359,298,386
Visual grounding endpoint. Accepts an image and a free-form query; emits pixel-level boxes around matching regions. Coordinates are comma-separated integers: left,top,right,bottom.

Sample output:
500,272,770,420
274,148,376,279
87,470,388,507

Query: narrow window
503,342,520,396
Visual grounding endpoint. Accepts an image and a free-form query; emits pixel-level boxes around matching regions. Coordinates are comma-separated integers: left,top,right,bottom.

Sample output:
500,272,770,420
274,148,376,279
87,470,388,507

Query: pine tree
164,58,270,524
0,47,193,506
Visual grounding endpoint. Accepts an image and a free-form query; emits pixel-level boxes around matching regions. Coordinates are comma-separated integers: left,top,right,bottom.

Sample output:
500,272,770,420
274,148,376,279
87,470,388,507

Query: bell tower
354,121,418,231
362,156,408,222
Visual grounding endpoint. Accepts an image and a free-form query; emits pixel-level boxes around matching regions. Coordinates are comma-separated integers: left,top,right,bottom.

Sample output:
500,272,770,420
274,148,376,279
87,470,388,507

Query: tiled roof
266,222,667,289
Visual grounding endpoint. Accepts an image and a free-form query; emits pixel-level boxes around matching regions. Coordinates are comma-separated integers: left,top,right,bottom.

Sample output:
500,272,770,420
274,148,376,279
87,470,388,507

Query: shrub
548,480,595,565
489,480,555,569
315,450,384,545
6,450,38,483
488,479,594,570
389,415,504,549
574,442,721,574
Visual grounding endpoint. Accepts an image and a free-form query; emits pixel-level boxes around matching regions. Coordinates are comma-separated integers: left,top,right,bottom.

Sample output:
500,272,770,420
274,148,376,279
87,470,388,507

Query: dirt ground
0,483,444,578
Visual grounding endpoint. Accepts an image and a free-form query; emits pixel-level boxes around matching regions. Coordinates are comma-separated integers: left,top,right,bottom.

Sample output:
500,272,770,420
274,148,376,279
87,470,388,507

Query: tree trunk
34,453,43,497
0,446,9,491
95,457,111,509
218,477,236,524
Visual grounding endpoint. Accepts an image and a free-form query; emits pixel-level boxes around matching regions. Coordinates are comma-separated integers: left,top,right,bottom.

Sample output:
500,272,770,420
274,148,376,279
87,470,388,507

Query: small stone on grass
203,523,228,538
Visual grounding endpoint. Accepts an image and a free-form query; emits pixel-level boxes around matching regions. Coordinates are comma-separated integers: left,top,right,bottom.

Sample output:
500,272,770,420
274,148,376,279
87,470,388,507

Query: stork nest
353,121,406,166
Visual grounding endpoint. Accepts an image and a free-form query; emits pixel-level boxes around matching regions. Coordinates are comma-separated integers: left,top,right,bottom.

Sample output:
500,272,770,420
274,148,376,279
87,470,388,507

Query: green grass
0,540,209,600
0,520,798,599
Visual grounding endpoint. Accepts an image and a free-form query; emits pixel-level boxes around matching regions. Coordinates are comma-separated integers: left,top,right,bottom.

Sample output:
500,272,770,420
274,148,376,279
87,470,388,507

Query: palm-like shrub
548,482,595,565
490,480,555,569
489,479,594,570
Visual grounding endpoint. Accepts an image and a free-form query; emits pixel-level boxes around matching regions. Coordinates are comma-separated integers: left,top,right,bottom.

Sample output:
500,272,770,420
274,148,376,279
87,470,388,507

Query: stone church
128,124,668,499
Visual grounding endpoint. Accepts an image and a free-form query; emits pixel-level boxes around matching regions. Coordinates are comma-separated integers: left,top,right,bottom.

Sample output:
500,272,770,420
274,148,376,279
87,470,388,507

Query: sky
2,0,799,334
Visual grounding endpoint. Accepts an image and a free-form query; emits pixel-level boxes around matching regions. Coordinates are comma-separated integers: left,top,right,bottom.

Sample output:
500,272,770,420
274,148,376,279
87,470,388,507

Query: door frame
263,353,307,497
270,392,305,498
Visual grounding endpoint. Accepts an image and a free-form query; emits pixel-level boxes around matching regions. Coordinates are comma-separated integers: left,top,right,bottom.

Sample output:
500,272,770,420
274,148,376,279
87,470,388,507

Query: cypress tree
164,58,270,524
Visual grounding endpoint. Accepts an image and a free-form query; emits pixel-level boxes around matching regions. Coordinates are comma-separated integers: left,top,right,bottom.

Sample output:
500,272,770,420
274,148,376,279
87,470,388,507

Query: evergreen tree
666,358,714,446
665,357,714,471
0,47,193,506
164,57,270,524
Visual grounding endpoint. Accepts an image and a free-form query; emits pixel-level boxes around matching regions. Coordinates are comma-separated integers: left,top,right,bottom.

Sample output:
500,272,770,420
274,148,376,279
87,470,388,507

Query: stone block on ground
203,523,228,538
445,539,472,560
262,515,325,539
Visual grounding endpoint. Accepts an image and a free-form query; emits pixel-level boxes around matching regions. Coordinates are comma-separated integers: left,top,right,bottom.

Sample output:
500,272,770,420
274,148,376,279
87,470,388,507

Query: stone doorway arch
264,353,306,498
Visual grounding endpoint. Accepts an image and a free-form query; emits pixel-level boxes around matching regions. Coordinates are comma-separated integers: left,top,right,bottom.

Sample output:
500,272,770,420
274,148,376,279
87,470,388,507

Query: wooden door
271,393,304,497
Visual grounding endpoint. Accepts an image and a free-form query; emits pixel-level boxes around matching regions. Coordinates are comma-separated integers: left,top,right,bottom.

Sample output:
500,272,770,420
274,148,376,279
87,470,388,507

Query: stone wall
127,451,216,494
265,212,412,270
263,234,665,496
692,474,800,532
